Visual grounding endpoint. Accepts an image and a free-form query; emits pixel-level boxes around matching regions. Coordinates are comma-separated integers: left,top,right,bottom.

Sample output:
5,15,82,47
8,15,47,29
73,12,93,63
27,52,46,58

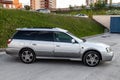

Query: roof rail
16,27,68,32
16,28,27,30
53,28,67,32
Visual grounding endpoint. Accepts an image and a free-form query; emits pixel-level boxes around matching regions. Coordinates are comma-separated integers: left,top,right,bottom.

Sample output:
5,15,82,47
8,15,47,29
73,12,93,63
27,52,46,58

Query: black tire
19,48,36,63
83,51,100,67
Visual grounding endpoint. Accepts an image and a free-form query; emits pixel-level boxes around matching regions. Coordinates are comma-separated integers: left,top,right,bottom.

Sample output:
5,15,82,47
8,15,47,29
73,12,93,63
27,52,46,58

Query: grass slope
0,9,104,48
55,9,107,18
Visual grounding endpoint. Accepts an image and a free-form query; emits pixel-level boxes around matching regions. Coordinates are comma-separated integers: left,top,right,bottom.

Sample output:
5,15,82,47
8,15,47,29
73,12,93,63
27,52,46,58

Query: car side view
36,9,51,13
74,14,88,18
6,28,114,67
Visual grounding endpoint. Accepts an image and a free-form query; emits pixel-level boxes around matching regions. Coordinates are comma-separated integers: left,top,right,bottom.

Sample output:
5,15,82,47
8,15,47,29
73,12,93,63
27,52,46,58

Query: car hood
81,41,110,49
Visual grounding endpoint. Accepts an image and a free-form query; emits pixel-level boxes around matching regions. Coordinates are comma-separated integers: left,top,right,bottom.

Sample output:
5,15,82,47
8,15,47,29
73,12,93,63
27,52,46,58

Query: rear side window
13,31,54,41
13,31,37,40
35,31,54,41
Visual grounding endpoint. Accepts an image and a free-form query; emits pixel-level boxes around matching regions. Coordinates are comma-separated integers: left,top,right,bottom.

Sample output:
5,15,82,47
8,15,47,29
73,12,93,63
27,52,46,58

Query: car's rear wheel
83,51,100,67
19,48,36,63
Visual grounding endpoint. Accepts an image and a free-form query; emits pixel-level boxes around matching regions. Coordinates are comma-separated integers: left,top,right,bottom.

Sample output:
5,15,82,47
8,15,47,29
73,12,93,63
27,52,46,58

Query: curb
82,32,107,39
0,48,5,52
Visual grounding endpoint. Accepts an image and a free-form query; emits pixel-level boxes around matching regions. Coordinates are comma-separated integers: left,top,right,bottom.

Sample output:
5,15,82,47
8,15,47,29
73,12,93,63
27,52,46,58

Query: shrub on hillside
106,10,120,15
0,3,3,8
24,5,30,10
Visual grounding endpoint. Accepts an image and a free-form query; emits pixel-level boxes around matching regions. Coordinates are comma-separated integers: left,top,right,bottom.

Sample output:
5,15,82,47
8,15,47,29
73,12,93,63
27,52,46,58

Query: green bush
24,5,30,10
0,3,3,8
106,9,120,15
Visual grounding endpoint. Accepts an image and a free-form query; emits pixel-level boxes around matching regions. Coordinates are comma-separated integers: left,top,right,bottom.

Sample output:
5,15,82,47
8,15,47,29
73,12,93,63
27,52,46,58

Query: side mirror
71,39,75,43
82,39,86,42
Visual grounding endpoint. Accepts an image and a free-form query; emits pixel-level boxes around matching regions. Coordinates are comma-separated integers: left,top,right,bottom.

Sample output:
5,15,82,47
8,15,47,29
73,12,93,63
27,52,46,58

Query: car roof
16,28,68,32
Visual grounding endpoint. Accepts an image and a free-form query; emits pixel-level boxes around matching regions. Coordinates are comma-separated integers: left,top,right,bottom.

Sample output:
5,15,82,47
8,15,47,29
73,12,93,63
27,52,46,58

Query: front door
54,32,80,58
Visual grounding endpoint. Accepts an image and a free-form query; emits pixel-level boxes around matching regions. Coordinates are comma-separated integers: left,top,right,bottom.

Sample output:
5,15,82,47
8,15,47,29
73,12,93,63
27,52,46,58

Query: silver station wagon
6,28,114,67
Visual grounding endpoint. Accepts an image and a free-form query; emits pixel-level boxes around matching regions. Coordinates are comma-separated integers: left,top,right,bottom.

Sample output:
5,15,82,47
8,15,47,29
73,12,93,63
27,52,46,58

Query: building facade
30,0,56,10
0,0,22,9
30,0,86,10
30,0,116,10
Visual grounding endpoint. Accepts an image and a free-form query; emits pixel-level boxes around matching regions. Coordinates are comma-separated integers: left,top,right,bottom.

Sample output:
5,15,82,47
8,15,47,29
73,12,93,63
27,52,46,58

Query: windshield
67,32,86,42
67,32,75,36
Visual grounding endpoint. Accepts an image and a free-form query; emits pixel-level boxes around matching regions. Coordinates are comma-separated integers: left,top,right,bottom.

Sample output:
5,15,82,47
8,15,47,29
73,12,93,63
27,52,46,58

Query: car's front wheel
83,51,100,67
19,48,36,63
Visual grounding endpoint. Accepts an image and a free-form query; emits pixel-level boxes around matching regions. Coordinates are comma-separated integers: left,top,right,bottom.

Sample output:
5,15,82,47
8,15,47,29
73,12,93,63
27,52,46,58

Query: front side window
54,32,73,43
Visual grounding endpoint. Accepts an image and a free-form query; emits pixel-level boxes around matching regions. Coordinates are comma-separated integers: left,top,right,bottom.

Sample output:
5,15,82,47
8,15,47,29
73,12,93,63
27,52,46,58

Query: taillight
7,39,12,44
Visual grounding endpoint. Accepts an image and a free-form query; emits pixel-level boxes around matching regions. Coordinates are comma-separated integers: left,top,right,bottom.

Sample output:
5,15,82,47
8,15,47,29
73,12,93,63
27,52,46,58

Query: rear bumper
5,48,19,57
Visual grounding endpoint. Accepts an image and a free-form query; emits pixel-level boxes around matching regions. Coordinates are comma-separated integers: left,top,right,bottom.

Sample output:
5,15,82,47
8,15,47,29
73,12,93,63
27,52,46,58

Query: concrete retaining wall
93,15,120,29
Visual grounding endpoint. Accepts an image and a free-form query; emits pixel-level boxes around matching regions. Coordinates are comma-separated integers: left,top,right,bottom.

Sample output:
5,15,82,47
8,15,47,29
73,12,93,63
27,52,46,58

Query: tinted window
35,31,54,41
54,32,73,43
13,31,54,41
13,31,37,40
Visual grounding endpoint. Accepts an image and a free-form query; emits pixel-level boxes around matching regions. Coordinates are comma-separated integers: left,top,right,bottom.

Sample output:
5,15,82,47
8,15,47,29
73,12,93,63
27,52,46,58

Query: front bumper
102,51,114,61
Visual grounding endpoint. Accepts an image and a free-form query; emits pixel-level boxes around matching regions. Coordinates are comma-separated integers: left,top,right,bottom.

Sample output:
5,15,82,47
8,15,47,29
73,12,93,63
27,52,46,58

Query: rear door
31,31,54,57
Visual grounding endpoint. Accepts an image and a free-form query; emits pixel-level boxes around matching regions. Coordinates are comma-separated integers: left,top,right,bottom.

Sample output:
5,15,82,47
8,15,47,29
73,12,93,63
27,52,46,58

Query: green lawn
0,9,104,48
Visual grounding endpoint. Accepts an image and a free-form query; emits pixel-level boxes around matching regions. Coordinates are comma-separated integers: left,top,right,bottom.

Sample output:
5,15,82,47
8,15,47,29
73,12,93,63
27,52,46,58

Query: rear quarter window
13,31,54,41
13,31,37,40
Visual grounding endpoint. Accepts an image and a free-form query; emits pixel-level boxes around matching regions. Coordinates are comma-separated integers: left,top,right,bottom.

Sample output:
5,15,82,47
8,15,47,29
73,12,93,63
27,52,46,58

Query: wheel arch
82,49,102,60
19,47,35,56
19,47,36,63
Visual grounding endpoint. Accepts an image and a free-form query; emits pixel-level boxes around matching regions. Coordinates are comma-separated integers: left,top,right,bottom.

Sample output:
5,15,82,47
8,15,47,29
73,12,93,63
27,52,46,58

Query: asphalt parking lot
0,33,120,80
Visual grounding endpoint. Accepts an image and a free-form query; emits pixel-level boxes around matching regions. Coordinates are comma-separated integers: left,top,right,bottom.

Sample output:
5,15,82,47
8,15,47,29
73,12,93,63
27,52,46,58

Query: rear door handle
56,45,60,47
32,44,36,46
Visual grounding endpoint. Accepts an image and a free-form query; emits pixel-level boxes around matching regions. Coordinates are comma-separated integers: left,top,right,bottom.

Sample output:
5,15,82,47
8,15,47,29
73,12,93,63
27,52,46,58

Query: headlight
106,47,111,52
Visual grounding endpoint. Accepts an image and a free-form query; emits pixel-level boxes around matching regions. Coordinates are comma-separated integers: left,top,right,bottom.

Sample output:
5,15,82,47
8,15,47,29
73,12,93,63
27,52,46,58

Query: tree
69,5,73,10
24,5,30,10
109,0,112,7
81,4,86,9
94,0,106,9
90,3,94,9
0,3,3,8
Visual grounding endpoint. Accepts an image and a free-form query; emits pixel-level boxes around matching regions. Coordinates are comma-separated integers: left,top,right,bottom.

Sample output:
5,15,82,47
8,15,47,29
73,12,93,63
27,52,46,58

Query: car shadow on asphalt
36,59,85,66
5,54,112,67
6,56,85,67
35,59,112,67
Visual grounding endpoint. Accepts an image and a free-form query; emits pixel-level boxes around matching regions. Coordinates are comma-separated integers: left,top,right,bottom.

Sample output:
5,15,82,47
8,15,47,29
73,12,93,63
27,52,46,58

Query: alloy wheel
83,51,100,67
20,49,36,63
